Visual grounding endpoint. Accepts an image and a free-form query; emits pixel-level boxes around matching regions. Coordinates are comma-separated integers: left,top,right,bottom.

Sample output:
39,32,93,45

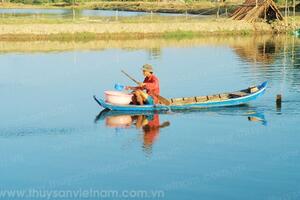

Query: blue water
0,36,300,199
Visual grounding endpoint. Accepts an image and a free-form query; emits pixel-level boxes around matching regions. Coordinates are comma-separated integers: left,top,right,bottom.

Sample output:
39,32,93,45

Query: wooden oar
121,70,140,85
121,70,171,106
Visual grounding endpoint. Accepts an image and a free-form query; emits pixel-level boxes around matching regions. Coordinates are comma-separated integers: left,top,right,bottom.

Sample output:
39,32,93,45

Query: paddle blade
160,121,170,128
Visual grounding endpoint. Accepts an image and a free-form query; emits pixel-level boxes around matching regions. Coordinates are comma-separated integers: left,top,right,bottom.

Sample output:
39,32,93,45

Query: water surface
0,8,204,19
0,35,300,199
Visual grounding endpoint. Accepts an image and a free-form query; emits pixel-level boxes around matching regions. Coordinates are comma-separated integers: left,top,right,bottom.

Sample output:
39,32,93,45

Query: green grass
164,30,253,39
0,17,74,24
0,13,297,41
163,30,199,39
48,32,98,40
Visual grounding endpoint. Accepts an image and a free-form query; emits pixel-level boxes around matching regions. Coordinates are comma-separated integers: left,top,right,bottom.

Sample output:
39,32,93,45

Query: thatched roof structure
231,0,283,22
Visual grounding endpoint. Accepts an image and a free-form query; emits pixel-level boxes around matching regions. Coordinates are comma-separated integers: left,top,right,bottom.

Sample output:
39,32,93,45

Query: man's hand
139,82,146,87
126,83,145,90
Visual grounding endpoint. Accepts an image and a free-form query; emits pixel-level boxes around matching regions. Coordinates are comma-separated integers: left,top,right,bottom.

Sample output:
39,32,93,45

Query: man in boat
126,64,160,105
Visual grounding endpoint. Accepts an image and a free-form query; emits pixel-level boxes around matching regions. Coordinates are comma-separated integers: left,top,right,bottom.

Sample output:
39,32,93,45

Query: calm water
0,35,300,199
0,8,203,19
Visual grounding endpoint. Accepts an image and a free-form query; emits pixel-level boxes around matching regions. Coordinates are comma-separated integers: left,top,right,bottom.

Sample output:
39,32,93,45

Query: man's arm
144,78,158,91
126,82,145,90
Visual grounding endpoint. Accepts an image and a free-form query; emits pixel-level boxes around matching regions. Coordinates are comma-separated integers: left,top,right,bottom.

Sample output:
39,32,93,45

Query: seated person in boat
126,64,160,105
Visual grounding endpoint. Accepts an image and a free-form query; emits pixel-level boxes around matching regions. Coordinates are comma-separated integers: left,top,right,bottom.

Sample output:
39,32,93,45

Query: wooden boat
93,81,267,111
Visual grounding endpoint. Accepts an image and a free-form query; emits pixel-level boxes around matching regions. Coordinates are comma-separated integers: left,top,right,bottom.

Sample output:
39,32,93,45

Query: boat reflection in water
95,109,170,155
246,111,267,125
95,106,267,153
170,105,267,126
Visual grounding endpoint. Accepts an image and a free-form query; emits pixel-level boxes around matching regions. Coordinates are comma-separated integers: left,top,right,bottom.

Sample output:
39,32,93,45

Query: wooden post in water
276,94,282,108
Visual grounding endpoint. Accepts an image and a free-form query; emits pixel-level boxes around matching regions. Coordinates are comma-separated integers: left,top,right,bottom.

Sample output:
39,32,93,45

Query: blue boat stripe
94,82,267,111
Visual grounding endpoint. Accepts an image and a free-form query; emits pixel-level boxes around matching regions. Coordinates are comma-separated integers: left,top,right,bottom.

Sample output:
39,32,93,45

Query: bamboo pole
293,0,295,30
292,35,295,65
285,0,288,26
115,10,118,21
72,0,75,21
264,5,266,20
216,1,220,18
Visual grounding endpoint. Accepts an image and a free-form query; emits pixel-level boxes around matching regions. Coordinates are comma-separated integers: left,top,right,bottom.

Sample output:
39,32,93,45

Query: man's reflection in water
95,110,170,156
132,114,170,155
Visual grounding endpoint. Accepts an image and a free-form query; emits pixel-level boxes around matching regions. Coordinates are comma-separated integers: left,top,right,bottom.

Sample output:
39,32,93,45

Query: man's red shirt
143,74,160,104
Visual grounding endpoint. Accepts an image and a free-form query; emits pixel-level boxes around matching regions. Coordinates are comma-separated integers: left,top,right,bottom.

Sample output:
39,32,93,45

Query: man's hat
142,64,153,72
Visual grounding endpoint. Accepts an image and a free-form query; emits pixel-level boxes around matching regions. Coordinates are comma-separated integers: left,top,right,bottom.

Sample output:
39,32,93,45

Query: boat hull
94,82,267,111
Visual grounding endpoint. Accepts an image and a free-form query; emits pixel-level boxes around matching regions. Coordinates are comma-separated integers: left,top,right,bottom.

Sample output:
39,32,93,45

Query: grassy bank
0,18,278,41
0,1,299,40
0,1,298,15
78,1,222,15
0,35,293,53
